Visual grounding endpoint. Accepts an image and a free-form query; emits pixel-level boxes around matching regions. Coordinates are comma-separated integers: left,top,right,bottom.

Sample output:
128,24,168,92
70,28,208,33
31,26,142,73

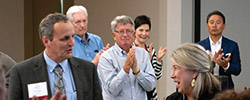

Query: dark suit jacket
7,53,103,100
166,89,219,100
198,36,241,90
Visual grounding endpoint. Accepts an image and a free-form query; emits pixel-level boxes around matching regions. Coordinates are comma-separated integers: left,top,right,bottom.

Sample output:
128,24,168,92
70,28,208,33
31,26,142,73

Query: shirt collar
43,50,68,72
114,43,127,56
133,42,148,52
209,36,222,45
74,32,90,43
85,32,90,41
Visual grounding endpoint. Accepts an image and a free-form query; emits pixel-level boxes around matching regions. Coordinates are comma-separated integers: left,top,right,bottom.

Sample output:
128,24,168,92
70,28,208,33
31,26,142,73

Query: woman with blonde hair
166,43,220,100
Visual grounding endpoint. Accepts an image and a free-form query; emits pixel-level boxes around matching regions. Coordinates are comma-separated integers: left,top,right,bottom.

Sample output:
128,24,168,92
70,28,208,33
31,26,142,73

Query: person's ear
112,33,116,41
192,70,199,79
222,24,226,30
42,36,50,48
206,24,209,30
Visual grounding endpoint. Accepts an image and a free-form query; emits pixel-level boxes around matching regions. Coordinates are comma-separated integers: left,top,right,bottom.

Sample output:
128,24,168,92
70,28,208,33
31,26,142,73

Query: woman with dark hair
133,15,167,100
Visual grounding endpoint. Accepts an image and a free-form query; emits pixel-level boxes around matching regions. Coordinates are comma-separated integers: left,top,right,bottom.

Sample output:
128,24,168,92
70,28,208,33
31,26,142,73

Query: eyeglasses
115,29,134,35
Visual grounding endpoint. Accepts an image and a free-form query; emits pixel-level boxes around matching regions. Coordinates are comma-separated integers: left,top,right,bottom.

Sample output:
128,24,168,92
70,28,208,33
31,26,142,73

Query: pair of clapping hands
214,49,231,68
123,48,140,75
148,43,167,62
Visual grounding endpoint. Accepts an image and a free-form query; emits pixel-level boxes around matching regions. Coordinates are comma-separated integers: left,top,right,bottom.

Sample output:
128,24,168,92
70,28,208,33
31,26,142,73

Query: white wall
201,0,250,90
166,0,195,97
0,0,24,62
166,0,182,98
158,0,168,99
181,0,194,43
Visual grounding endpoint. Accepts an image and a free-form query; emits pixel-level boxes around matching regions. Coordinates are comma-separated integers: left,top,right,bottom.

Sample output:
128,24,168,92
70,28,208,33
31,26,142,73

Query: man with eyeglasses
97,15,156,100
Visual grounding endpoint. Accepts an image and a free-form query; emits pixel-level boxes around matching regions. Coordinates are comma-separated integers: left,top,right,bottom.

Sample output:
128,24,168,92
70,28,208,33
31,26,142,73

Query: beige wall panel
0,0,24,62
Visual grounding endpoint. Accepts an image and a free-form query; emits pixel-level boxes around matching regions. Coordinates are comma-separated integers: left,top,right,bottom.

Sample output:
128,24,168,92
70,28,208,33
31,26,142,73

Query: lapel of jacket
219,36,228,74
221,36,228,53
33,53,52,98
68,58,83,100
205,37,211,51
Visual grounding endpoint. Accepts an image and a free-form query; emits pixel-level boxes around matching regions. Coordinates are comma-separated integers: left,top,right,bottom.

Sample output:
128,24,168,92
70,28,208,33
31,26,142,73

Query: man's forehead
116,23,132,28
209,15,223,20
53,22,73,34
72,11,88,19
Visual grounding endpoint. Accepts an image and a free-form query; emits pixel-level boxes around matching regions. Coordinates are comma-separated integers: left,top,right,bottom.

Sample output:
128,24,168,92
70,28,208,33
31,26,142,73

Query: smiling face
170,62,194,94
135,24,150,44
43,21,75,63
207,14,225,37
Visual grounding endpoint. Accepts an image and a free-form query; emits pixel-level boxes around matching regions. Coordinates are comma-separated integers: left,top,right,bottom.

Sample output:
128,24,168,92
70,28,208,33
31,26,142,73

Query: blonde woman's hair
170,43,220,99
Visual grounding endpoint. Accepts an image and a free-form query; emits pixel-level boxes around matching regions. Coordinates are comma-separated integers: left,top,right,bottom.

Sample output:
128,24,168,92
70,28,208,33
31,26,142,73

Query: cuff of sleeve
135,69,144,79
223,63,230,71
118,68,129,79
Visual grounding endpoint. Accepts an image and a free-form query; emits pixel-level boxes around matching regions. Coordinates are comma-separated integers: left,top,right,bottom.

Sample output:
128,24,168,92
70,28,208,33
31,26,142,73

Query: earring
191,79,195,87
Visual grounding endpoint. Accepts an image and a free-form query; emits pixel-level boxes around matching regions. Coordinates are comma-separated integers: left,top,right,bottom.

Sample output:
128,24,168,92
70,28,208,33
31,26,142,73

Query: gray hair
0,66,5,100
170,43,220,99
111,15,135,33
39,13,69,41
66,5,88,22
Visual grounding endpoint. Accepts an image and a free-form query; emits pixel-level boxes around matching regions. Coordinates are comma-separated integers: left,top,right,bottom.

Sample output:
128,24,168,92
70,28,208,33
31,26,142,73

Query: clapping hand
148,43,153,60
124,48,135,74
214,49,231,68
92,43,110,66
50,90,66,100
104,43,110,51
32,90,66,100
157,46,167,62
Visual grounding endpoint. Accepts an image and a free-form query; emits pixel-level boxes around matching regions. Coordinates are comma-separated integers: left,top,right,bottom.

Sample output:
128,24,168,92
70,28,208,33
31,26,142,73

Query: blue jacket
197,36,241,90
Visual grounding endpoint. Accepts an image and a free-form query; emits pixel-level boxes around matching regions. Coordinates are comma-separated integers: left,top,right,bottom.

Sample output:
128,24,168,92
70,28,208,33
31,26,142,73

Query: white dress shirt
209,36,229,75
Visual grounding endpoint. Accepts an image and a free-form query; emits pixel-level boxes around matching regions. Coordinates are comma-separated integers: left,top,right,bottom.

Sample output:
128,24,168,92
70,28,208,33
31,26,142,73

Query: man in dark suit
198,10,241,90
7,13,102,100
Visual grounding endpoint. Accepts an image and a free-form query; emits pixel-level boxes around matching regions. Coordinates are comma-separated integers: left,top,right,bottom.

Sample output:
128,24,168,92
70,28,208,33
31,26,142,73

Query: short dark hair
39,13,69,41
134,15,151,30
206,10,226,24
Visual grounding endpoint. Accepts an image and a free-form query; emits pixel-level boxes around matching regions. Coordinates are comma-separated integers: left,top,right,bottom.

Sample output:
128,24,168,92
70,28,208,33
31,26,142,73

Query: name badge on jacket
28,82,48,100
